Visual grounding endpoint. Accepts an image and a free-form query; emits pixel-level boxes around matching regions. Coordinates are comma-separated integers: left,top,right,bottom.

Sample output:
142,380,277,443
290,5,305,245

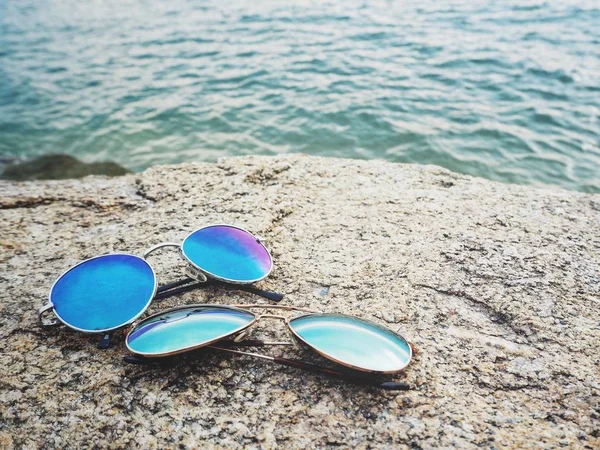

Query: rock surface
0,155,598,449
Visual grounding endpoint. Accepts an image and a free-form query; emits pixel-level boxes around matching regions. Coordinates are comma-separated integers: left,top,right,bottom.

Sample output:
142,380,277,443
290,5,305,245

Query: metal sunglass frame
124,304,414,391
38,224,283,347
147,224,282,303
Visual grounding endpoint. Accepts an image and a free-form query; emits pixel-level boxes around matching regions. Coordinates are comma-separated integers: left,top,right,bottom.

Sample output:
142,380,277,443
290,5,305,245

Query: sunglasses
123,304,414,390
38,225,283,347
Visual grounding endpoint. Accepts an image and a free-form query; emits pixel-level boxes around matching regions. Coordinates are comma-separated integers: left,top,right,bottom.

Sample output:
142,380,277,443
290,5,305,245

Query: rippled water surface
1,0,599,191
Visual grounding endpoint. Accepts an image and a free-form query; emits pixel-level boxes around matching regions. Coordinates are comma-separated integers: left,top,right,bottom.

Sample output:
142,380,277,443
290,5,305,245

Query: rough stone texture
0,155,598,449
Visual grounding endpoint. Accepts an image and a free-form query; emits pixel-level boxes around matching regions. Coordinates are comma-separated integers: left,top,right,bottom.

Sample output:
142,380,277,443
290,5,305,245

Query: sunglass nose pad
233,330,250,343
185,266,207,282
287,329,301,350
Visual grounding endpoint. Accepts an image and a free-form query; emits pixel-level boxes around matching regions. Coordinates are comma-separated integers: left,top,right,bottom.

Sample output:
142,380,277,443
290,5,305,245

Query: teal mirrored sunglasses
125,304,414,390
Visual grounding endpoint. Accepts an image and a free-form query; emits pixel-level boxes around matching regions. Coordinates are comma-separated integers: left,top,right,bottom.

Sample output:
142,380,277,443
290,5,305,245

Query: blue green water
1,0,599,192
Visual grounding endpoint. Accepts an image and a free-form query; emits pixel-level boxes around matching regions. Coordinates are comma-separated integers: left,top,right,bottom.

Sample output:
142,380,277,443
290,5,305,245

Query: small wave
521,87,569,101
433,57,513,71
205,69,269,87
531,112,565,128
46,67,67,74
349,31,394,42
513,3,546,12
526,67,574,84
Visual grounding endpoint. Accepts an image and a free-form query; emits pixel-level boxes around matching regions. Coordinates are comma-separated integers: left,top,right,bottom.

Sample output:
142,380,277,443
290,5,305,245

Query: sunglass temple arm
143,242,180,259
123,339,286,365
155,277,283,302
123,341,410,391
211,346,410,391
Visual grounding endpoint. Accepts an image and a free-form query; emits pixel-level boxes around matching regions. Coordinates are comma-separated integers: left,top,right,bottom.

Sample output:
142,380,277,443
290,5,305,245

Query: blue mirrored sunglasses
124,304,414,391
39,225,282,345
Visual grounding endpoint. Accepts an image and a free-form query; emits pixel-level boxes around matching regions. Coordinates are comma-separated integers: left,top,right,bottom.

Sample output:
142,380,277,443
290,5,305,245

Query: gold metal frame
286,313,413,374
125,305,261,357
126,304,414,375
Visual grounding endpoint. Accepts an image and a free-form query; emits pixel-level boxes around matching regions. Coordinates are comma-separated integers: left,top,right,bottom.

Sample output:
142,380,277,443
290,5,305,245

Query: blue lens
126,306,255,356
50,254,156,332
289,314,412,373
181,225,272,283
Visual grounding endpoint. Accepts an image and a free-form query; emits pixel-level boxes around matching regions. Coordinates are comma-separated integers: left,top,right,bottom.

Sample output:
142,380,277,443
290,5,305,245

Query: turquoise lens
181,225,272,283
50,254,156,332
126,306,255,356
289,314,412,373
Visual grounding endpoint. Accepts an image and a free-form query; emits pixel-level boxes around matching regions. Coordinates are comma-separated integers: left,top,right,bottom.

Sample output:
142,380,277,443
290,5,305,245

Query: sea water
0,0,598,192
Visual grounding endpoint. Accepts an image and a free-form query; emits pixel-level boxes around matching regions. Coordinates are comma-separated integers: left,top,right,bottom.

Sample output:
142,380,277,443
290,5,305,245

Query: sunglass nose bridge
142,242,180,260
258,314,287,321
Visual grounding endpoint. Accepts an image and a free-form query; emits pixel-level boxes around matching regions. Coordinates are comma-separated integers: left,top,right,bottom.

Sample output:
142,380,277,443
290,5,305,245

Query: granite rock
0,155,598,449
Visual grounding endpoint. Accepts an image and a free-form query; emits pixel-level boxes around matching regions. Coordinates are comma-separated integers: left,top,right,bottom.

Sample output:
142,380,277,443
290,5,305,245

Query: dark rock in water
0,154,130,180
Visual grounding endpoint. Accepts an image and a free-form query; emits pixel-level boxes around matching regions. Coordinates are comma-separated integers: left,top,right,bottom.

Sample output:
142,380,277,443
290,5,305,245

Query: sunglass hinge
98,333,112,349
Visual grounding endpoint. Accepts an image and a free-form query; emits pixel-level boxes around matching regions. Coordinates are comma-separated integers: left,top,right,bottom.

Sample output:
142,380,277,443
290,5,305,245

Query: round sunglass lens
288,314,412,373
50,254,156,332
126,306,255,356
181,225,272,283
